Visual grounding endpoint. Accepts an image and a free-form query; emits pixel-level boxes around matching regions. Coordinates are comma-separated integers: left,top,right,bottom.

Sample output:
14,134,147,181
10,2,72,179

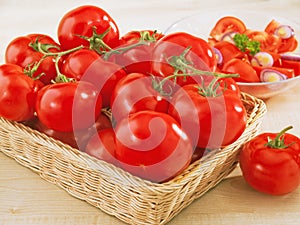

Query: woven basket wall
0,92,267,225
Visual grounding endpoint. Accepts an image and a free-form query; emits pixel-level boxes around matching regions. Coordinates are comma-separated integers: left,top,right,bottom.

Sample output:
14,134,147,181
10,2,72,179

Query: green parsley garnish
233,33,260,56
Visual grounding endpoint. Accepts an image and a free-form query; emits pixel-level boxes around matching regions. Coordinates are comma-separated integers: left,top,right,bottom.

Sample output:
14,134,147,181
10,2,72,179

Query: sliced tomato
209,16,246,41
277,37,298,53
253,65,295,79
265,19,298,53
213,41,245,66
222,58,260,82
273,58,300,76
265,19,281,34
243,29,281,53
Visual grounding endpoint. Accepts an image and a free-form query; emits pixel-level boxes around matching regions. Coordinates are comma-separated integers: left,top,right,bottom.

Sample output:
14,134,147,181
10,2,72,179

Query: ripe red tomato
108,30,164,74
61,49,101,80
209,16,247,41
110,73,170,123
5,34,60,84
85,128,118,165
151,32,217,87
36,81,102,132
79,58,127,107
168,83,247,149
222,58,260,82
0,64,41,121
239,126,300,195
114,110,193,182
57,5,120,51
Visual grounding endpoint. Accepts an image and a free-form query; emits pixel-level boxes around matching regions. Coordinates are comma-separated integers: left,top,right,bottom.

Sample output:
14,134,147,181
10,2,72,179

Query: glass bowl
164,10,300,99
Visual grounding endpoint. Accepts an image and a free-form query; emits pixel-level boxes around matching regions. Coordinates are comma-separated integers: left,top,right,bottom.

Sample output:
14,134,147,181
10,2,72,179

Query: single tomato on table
239,126,300,195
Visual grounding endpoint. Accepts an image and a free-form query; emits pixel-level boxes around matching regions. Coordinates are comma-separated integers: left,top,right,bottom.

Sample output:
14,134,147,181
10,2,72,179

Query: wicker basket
0,92,266,225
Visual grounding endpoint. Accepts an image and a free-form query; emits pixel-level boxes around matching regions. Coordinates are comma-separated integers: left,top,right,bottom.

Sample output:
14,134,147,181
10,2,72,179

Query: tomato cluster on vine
0,5,248,182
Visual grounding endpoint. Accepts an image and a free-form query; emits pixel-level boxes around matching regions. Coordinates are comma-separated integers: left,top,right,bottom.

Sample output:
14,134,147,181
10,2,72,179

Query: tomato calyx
265,125,295,149
29,37,61,53
102,30,159,60
194,73,239,97
78,26,113,55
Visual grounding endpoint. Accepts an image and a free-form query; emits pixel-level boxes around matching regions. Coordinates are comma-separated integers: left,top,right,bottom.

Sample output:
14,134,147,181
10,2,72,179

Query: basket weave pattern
0,93,266,225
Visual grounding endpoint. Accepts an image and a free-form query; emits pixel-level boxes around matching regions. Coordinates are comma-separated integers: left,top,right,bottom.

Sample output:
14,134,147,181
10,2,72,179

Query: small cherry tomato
239,126,300,195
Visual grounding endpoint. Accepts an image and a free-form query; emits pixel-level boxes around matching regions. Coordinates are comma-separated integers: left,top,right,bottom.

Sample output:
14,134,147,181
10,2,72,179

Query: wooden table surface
1,0,300,224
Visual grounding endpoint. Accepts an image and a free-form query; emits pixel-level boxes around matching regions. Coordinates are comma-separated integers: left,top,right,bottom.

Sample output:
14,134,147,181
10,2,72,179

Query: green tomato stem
265,125,294,149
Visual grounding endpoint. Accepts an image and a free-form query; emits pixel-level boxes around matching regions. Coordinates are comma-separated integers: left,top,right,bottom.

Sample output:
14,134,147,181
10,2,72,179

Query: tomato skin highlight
57,5,120,51
239,131,300,195
36,81,102,132
115,110,193,182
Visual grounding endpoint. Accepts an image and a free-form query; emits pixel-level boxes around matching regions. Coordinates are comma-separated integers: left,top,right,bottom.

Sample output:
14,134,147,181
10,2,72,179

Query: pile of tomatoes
0,4,274,183
209,16,300,82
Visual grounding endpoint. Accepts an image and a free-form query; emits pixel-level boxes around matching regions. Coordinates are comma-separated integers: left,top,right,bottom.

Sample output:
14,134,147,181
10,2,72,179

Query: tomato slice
265,19,281,34
265,19,298,53
253,65,295,79
273,58,300,76
213,41,245,66
277,37,298,53
209,16,246,41
243,29,281,53
222,58,260,82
